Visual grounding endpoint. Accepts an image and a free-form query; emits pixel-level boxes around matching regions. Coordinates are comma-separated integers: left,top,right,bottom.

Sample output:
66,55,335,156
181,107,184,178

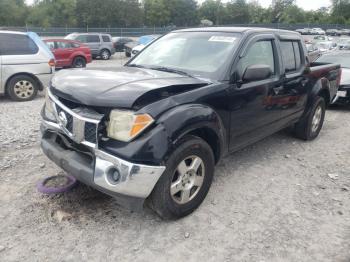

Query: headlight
44,89,56,121
107,110,154,142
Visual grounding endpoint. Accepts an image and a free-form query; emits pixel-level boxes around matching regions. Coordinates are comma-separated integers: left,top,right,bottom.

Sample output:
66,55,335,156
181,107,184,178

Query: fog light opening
106,167,121,185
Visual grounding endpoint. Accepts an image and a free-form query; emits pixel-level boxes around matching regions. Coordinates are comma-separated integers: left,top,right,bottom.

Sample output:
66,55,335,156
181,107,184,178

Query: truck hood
50,67,209,109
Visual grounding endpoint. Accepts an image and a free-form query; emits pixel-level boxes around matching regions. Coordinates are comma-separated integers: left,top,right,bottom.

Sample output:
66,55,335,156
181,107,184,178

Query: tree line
1,0,350,28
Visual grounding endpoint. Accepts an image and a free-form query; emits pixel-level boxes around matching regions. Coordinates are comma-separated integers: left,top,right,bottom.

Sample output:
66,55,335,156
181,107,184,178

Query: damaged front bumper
40,91,165,211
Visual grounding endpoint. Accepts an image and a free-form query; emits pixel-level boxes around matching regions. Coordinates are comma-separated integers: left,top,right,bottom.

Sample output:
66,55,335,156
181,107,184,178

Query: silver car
0,31,55,101
65,33,115,60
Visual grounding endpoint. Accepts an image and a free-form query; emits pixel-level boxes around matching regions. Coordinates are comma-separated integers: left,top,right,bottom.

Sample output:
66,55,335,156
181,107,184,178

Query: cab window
237,40,275,80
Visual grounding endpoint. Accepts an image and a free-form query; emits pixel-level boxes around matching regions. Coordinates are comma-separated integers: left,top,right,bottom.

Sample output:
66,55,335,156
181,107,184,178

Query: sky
25,0,332,11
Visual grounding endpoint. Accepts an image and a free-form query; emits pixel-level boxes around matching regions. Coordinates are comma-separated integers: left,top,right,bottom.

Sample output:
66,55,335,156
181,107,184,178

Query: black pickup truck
41,27,341,219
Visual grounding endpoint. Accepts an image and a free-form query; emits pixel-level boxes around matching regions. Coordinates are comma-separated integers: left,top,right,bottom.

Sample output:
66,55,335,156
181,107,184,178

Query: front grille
84,122,97,143
56,104,73,133
52,97,104,146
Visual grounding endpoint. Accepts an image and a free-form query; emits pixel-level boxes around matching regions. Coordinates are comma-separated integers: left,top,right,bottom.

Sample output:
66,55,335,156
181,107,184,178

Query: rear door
86,35,101,55
277,38,308,118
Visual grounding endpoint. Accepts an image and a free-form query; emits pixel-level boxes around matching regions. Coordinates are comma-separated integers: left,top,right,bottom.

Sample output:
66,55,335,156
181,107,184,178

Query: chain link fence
1,24,350,37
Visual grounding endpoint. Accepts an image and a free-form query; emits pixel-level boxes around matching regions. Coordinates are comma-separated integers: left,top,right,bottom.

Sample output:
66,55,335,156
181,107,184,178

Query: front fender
99,104,227,165
157,103,227,158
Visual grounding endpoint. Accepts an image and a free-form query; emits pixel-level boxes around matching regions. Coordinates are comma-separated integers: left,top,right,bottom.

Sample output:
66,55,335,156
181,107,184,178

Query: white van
0,31,55,101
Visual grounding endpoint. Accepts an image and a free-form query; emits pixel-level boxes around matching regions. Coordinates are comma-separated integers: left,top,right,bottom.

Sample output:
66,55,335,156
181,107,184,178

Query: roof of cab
173,27,300,36
0,30,27,35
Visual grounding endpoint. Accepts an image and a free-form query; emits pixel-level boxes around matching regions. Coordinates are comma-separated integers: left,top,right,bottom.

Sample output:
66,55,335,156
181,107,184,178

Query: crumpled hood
50,67,208,109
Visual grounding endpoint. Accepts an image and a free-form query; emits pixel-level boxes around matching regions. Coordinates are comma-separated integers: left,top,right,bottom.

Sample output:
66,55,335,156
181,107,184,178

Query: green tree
198,0,225,25
144,0,170,26
224,0,250,24
0,0,28,26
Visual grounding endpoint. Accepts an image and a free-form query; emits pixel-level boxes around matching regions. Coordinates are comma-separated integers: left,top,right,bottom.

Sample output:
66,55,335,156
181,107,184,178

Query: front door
55,41,75,67
229,35,284,151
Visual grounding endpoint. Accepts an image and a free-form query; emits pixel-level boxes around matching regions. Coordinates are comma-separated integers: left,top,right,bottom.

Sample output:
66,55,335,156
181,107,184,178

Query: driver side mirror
242,64,272,82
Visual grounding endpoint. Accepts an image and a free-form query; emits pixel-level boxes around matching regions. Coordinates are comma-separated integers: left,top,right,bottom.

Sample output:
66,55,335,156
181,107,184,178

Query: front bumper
41,121,165,210
332,86,350,104
40,91,165,210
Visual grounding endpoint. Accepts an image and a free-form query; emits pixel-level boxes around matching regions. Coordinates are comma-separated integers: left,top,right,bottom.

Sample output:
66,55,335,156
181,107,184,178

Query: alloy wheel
13,80,34,99
170,155,205,204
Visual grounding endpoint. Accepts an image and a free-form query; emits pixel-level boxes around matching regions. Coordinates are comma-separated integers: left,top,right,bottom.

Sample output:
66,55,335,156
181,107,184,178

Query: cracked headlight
44,89,56,121
107,110,154,142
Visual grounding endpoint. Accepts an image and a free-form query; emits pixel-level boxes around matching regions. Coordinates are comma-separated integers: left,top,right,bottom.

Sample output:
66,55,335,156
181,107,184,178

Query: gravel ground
1,54,350,262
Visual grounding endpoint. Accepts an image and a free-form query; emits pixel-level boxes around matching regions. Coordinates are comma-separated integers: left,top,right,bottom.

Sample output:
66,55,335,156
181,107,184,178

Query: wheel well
188,127,221,164
73,56,86,62
101,48,110,54
5,73,42,93
318,89,330,106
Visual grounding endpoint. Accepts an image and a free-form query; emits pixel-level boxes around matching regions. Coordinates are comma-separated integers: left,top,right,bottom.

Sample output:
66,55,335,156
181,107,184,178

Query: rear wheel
150,135,215,219
72,56,86,68
7,75,38,102
294,96,326,140
100,49,111,60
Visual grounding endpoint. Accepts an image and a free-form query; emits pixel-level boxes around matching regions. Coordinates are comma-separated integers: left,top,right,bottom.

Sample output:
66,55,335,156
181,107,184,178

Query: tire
72,56,86,68
150,135,215,219
7,75,39,102
125,51,131,57
100,49,111,60
294,96,326,140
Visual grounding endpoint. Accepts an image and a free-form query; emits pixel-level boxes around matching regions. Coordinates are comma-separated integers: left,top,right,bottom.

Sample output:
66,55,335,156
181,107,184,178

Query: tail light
336,68,342,86
48,59,56,67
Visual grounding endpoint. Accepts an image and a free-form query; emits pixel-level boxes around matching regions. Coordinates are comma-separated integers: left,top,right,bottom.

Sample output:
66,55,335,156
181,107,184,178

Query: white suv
0,31,55,101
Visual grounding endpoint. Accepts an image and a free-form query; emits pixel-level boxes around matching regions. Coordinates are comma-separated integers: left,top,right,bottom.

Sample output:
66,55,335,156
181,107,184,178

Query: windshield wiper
148,66,195,78
127,64,148,69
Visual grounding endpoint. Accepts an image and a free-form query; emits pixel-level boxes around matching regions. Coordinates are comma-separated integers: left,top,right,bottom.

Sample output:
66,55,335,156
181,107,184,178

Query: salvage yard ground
1,53,350,262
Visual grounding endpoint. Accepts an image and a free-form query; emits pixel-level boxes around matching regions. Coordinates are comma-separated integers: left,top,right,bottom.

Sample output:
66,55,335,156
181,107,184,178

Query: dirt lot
1,55,350,262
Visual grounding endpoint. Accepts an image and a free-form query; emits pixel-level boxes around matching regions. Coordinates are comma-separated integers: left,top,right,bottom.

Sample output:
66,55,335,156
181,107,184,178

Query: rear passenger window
87,35,100,43
0,33,38,55
76,35,87,43
280,41,302,73
102,35,111,42
56,41,71,49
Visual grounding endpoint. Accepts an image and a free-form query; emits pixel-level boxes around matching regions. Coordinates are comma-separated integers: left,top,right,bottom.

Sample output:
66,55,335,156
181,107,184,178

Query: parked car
65,33,115,60
0,31,55,101
316,41,336,53
305,42,321,62
340,29,350,36
41,27,340,219
311,28,326,35
313,35,333,42
112,37,133,52
337,38,350,50
44,39,92,68
316,51,350,104
326,29,341,36
125,35,161,57
296,28,309,35
130,35,161,57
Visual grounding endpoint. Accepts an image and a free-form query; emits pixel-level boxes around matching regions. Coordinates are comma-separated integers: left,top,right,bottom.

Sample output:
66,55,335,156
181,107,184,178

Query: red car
44,39,92,68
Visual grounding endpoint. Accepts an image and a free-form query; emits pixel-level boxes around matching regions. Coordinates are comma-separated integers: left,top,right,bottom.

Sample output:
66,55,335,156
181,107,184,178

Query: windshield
316,54,350,68
128,32,241,79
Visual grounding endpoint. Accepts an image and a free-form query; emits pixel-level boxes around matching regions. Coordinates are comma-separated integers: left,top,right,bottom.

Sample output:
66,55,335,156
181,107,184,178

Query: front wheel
150,135,215,219
72,56,86,68
7,75,38,101
100,49,111,60
294,96,326,140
